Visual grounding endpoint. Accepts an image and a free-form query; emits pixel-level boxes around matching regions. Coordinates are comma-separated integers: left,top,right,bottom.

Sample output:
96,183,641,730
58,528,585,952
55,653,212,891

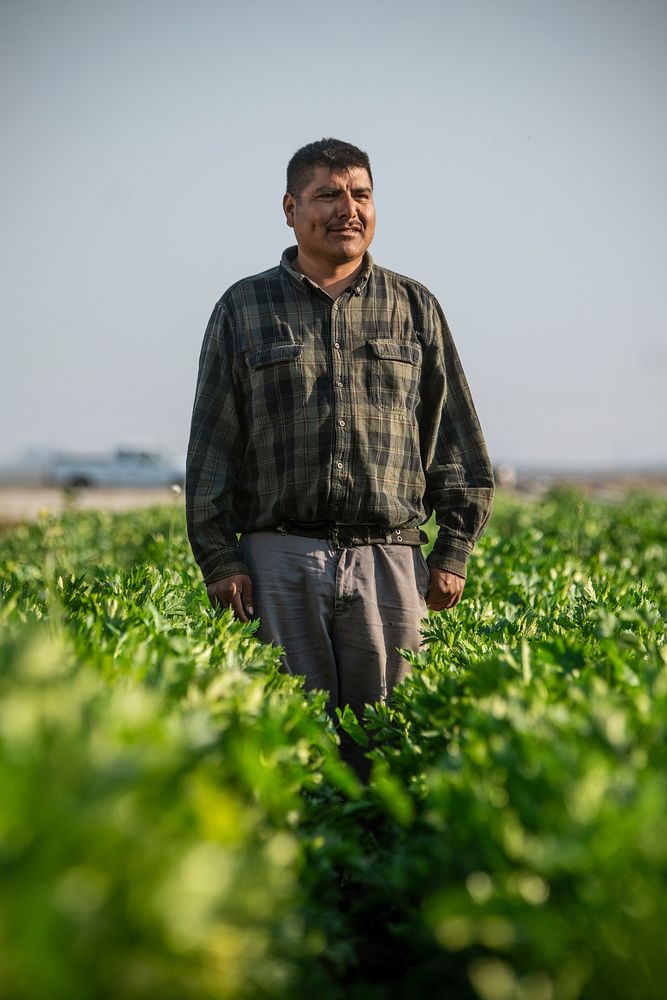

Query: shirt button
337,462,343,469
338,419,346,427
334,342,341,350
336,380,344,388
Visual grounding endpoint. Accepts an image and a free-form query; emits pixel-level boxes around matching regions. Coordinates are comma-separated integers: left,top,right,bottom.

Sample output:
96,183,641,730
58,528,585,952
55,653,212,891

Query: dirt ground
0,487,184,526
1,472,665,529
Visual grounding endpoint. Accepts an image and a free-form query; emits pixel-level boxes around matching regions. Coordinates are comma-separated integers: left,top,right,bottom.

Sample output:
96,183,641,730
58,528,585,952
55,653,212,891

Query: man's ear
283,192,296,229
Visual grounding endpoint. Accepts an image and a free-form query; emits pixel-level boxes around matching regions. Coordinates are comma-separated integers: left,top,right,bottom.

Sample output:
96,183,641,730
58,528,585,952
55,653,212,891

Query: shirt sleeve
185,302,250,583
420,297,495,579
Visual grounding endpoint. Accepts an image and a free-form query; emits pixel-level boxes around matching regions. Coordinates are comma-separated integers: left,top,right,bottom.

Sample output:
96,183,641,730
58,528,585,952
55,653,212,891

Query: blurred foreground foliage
1,490,666,999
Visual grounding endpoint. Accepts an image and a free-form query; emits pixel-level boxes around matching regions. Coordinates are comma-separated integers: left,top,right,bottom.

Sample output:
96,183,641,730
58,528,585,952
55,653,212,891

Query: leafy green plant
1,491,665,998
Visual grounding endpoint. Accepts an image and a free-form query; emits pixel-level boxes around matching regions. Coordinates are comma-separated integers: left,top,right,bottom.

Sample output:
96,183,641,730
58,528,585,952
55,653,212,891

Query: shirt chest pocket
368,339,422,414
246,342,304,426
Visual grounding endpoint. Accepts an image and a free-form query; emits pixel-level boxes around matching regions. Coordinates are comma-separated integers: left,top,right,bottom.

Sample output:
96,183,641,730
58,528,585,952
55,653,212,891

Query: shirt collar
280,246,373,296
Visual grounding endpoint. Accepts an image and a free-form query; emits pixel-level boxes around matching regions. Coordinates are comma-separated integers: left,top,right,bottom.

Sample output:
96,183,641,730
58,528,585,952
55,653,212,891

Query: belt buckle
331,525,357,548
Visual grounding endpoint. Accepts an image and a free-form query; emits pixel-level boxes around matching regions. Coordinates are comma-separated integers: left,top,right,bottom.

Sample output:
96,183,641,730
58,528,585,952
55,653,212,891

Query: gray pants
239,532,430,773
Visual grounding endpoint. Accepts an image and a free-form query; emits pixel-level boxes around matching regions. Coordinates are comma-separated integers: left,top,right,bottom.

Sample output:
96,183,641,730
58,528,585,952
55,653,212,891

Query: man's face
283,165,376,269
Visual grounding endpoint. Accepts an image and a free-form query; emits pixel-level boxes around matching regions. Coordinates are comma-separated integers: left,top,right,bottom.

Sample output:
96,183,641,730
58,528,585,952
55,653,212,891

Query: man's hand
206,574,255,623
426,566,465,611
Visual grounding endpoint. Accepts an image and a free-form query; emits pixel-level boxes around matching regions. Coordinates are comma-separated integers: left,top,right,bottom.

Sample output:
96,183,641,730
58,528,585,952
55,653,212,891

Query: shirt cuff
427,539,471,580
199,548,250,584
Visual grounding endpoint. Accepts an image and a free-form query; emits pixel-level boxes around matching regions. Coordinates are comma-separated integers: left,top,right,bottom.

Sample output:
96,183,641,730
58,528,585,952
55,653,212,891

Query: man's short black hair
286,138,373,196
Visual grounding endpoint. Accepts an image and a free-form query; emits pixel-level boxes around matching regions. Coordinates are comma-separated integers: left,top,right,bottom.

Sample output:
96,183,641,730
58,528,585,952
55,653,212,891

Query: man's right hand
206,574,255,623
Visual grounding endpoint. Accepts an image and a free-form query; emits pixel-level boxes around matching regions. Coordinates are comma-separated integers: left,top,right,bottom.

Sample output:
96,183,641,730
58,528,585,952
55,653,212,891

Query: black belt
272,523,426,548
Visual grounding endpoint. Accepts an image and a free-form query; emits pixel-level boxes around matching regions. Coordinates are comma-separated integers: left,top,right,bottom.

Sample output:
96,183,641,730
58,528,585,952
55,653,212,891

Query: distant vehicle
46,448,184,489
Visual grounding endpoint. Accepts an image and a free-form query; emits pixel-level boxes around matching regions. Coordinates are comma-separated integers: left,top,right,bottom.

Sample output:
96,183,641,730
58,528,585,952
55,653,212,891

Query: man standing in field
186,138,493,773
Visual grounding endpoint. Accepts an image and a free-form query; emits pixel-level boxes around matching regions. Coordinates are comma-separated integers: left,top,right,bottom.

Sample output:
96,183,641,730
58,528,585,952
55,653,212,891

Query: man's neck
293,252,365,300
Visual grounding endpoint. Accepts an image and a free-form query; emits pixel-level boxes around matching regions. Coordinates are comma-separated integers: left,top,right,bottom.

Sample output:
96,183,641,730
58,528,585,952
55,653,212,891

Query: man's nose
336,192,357,218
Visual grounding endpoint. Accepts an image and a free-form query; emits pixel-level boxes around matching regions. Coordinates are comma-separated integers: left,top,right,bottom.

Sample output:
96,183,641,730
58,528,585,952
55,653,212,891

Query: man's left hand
426,566,466,610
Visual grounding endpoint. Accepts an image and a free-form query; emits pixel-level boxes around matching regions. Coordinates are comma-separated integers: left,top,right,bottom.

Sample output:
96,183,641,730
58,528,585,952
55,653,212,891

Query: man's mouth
329,226,361,234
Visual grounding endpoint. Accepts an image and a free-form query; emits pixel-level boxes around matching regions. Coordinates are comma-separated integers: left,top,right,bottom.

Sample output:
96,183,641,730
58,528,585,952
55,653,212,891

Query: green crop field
1,490,666,999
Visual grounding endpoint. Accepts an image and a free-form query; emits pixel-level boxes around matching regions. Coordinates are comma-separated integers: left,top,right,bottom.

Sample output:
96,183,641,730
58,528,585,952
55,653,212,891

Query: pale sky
2,0,666,470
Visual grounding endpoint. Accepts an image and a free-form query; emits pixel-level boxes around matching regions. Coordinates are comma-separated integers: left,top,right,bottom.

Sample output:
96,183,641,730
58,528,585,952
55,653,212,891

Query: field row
1,490,666,998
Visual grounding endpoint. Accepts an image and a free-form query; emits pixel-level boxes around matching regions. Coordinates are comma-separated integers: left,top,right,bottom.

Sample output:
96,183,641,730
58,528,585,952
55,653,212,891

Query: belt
272,523,427,548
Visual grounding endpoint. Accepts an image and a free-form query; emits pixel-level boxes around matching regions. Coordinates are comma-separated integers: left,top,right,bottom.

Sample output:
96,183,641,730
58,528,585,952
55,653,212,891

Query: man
186,138,493,772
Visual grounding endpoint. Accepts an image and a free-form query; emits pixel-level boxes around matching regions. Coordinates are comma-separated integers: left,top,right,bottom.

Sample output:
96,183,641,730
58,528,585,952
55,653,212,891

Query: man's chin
330,242,367,262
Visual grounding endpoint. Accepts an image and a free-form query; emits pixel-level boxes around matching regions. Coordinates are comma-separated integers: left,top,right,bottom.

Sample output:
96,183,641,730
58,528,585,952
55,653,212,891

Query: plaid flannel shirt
186,247,494,583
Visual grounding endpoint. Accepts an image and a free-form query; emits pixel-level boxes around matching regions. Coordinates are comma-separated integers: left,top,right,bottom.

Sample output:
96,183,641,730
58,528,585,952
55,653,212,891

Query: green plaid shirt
186,247,494,583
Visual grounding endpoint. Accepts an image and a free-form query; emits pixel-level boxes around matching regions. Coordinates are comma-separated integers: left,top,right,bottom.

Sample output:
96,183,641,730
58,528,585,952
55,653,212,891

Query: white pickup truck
46,448,184,489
